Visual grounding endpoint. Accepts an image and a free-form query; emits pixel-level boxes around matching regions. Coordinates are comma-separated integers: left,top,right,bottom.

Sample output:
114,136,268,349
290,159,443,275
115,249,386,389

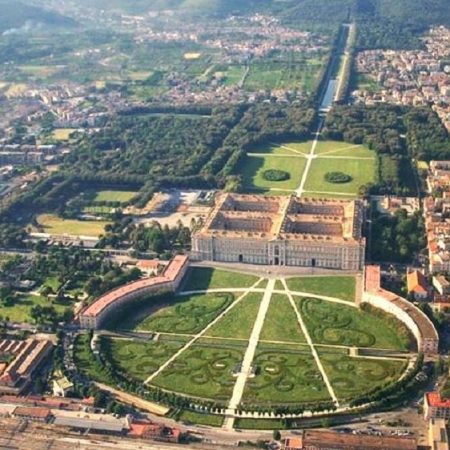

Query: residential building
433,275,450,295
407,270,429,300
428,418,449,450
425,392,450,420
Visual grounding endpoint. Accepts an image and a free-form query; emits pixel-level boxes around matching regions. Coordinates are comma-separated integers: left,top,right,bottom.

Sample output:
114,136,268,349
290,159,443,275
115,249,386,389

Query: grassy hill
0,0,76,33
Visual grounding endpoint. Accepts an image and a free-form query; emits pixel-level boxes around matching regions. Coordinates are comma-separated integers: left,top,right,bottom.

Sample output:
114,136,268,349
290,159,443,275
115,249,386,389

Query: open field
151,342,246,401
318,347,408,401
103,337,186,382
181,267,259,291
135,292,234,334
259,294,306,343
285,276,356,302
0,294,71,323
216,65,245,86
314,140,376,158
304,156,376,195
234,417,285,430
239,153,306,193
93,190,137,203
177,410,224,427
298,298,411,350
242,343,331,406
51,128,76,141
205,292,262,340
243,55,325,93
32,214,110,237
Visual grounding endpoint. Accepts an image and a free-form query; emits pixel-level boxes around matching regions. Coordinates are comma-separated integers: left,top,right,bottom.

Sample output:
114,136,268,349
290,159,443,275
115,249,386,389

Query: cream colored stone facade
192,194,365,270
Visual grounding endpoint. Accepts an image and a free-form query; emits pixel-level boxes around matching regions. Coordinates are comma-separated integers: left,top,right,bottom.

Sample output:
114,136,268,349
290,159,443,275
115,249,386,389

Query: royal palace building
192,194,365,270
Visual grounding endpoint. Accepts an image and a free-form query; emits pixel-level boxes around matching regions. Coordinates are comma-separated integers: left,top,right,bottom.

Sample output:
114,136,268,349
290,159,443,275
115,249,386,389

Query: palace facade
192,194,365,271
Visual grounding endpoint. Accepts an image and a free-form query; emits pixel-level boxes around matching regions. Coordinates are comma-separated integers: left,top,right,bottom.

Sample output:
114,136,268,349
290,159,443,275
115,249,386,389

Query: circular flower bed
324,171,353,184
263,169,290,182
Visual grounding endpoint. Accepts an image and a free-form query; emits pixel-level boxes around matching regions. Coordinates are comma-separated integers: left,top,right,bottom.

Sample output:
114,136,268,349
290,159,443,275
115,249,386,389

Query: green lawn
247,141,311,156
181,267,259,291
103,337,186,381
205,292,262,340
217,65,245,86
244,57,323,92
238,154,305,193
178,410,224,427
93,190,137,203
151,342,245,401
314,140,376,158
135,292,234,334
285,276,356,302
234,417,286,430
260,294,305,343
242,344,331,406
298,298,411,350
318,348,408,401
41,276,62,292
304,156,376,195
73,334,114,383
0,294,71,323
32,214,110,237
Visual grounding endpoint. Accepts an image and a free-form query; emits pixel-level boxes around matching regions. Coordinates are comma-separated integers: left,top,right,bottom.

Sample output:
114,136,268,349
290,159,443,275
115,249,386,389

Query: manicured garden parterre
91,268,416,423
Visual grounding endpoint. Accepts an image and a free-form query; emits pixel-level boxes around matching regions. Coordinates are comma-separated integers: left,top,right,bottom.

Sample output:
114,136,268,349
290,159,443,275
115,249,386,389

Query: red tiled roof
284,437,303,449
407,271,428,294
365,265,381,292
13,406,51,419
136,260,159,269
427,391,450,408
82,255,188,318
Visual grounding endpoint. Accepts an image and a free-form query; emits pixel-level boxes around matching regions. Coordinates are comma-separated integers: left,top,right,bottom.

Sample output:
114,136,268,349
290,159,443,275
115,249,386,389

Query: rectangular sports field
93,190,137,203
33,214,110,237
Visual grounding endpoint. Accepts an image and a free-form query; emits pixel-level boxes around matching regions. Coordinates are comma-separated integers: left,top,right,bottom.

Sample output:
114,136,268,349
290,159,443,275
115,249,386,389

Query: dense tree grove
98,220,193,255
0,103,316,223
370,209,426,263
354,0,450,49
404,108,450,161
323,104,413,195
323,104,450,195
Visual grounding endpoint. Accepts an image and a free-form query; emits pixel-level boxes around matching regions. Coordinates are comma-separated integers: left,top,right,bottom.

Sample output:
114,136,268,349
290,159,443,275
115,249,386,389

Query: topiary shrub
263,169,290,182
324,171,352,184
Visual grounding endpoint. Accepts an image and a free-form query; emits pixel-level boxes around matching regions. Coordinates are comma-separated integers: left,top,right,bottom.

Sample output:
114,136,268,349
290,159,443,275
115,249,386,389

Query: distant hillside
0,0,76,34
72,0,273,15
355,0,450,49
